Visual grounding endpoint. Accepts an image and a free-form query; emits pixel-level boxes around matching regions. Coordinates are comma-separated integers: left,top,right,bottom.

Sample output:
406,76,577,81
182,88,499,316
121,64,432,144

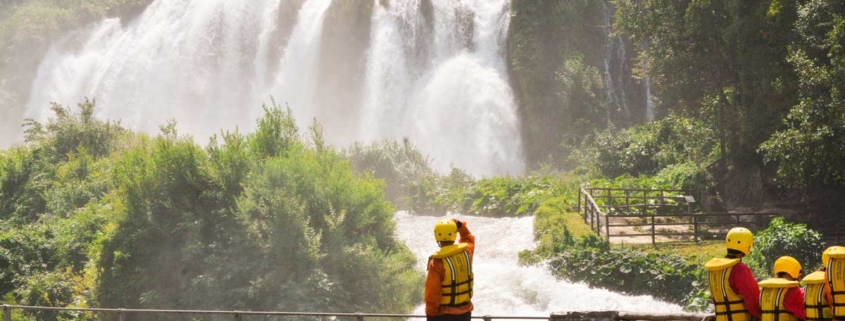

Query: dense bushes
571,115,718,179
746,217,826,277
0,101,423,320
547,238,700,306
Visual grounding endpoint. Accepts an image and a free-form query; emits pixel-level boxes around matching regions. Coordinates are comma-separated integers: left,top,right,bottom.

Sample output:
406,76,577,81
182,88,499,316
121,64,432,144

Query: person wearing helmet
705,227,762,321
822,246,845,320
425,218,475,321
759,256,806,321
804,247,841,321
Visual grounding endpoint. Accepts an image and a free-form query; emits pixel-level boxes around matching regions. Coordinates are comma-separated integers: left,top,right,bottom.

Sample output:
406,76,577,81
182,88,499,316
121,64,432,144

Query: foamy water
393,212,683,316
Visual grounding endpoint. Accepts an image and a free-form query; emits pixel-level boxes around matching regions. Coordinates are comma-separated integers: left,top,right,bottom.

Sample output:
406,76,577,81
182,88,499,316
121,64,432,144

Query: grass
630,240,724,265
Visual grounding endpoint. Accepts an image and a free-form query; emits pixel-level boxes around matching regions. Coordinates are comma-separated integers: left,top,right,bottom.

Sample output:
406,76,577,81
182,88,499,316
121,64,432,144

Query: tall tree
760,0,845,202
614,0,800,166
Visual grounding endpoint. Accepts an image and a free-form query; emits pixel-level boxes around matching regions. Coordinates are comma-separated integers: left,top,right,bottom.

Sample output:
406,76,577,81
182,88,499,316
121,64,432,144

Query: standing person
706,227,762,321
425,218,475,321
759,256,806,321
823,246,845,320
804,250,833,321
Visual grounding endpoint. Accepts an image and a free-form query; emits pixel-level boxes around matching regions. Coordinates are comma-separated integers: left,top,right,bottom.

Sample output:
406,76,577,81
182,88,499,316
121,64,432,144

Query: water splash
393,212,683,316
361,0,524,176
24,0,524,176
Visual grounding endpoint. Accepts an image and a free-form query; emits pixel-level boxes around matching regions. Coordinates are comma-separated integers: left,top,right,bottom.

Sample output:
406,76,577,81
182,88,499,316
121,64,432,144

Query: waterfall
26,0,285,139
394,212,683,315
642,39,655,122
601,0,632,127
22,0,524,177
360,0,523,176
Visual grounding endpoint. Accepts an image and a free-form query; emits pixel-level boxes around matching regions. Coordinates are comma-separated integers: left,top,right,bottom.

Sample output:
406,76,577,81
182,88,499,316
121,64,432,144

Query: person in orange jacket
705,227,762,321
425,218,475,321
759,256,805,321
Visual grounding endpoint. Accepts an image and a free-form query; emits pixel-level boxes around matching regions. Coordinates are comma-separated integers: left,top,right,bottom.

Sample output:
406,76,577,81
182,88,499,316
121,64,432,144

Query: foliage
571,115,718,179
344,139,435,211
507,0,615,168
548,237,699,306
746,217,826,276
614,0,799,164
0,101,424,320
759,0,845,194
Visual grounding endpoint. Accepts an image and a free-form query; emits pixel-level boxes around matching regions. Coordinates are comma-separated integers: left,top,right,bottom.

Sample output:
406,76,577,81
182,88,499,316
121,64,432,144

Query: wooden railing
602,212,778,245
579,188,779,245
582,187,699,216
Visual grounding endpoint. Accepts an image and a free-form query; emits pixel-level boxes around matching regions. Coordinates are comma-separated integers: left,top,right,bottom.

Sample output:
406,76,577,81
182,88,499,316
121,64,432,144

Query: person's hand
452,218,463,228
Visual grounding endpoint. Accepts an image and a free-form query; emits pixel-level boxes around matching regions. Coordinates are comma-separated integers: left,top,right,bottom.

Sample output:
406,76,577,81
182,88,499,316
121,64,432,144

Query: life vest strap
443,289,473,297
715,309,749,315
715,299,747,305
440,301,471,307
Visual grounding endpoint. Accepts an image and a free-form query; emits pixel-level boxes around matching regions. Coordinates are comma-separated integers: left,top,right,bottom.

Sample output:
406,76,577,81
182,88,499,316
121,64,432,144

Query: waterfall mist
21,0,524,176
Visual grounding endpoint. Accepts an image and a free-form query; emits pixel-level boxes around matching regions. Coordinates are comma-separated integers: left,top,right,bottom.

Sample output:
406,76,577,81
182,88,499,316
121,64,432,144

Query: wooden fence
579,188,779,245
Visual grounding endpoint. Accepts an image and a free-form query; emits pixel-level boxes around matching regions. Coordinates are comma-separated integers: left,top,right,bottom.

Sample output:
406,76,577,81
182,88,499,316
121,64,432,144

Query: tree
759,0,845,196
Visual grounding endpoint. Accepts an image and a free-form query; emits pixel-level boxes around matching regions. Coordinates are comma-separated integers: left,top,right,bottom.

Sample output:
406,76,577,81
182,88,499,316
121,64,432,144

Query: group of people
422,221,845,321
707,227,845,321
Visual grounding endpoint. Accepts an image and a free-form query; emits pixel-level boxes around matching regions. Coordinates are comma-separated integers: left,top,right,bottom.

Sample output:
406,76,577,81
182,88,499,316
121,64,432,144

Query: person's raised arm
453,218,475,257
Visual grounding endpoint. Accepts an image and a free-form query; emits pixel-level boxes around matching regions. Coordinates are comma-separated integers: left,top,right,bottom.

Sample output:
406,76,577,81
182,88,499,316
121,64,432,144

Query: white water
26,0,284,139
360,0,523,175
22,0,524,177
394,212,683,316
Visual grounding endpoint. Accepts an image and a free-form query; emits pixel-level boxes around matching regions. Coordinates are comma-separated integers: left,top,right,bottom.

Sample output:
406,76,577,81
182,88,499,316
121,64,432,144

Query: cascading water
23,0,524,177
601,0,632,127
26,0,286,139
642,39,655,122
361,0,523,176
394,212,683,315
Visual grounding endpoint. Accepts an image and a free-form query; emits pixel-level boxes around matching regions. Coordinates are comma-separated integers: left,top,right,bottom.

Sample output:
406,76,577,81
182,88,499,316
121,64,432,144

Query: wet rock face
506,0,648,170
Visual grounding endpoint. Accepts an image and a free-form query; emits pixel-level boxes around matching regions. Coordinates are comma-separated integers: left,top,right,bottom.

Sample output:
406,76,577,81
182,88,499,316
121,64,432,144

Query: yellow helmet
773,256,802,279
434,219,457,242
726,227,753,255
823,245,845,268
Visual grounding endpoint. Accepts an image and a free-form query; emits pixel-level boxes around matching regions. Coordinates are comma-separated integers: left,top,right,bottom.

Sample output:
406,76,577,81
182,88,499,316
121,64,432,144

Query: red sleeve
730,263,762,318
785,287,806,320
458,221,475,257
425,259,444,316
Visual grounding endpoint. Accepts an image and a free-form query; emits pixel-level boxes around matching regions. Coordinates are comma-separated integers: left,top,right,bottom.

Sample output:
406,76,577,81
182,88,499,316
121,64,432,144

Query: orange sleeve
425,258,444,316
458,222,475,257
825,274,833,311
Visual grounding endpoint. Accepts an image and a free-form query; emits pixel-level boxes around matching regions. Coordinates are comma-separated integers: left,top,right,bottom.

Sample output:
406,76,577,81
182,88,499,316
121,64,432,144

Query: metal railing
0,305,549,321
0,305,714,321
579,188,781,244
603,212,778,245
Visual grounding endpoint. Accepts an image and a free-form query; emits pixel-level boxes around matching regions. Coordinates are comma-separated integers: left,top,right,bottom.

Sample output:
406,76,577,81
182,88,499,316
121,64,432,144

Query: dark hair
776,272,791,279
727,249,745,257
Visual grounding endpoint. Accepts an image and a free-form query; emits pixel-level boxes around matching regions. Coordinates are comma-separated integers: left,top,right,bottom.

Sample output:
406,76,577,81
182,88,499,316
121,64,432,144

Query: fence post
625,190,630,214
119,308,125,321
483,315,492,321
4,305,10,321
234,311,242,321
605,215,609,239
660,190,665,208
651,216,656,246
356,312,364,321
693,214,699,243
578,189,582,218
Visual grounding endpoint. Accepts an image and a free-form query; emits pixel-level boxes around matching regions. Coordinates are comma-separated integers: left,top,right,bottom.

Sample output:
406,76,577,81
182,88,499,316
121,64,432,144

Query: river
393,212,683,316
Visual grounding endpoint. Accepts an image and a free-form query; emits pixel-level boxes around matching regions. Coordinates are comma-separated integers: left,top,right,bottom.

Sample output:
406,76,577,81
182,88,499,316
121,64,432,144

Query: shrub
746,217,825,276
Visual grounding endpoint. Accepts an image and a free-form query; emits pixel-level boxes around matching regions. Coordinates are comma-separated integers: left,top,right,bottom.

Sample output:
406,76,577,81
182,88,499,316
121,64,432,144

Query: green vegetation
746,217,826,276
1,0,844,316
0,101,423,320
